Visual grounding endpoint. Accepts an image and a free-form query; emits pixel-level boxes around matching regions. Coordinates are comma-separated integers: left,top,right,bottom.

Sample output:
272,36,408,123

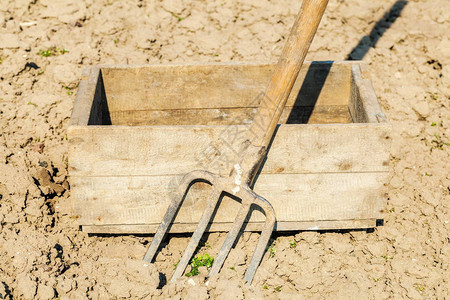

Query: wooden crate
68,61,391,234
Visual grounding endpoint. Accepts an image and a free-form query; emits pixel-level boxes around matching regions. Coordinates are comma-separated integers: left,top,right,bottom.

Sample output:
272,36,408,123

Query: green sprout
414,284,425,292
289,240,297,248
381,254,394,262
170,12,183,21
64,86,74,95
185,253,214,277
269,246,276,258
275,286,281,292
430,134,450,151
37,47,69,57
263,285,268,290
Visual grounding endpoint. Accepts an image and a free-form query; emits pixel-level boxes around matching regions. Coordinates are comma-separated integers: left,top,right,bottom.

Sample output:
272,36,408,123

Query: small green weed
388,208,395,213
381,254,394,262
171,12,183,21
230,266,235,271
64,86,74,95
263,285,268,290
430,134,450,151
429,93,438,101
414,284,425,292
275,286,281,292
37,47,69,57
289,240,297,248
27,101,37,107
185,253,214,277
269,246,276,258
430,121,443,127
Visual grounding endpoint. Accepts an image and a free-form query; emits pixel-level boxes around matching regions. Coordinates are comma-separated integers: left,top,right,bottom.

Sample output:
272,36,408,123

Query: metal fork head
143,169,276,285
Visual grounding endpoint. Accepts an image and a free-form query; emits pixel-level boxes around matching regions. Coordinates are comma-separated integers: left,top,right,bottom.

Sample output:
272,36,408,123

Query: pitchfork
144,0,329,284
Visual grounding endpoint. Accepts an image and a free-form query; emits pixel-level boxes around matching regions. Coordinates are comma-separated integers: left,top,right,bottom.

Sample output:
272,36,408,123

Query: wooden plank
349,63,389,124
68,123,391,177
355,63,389,123
82,219,378,234
108,105,351,126
100,61,352,112
69,67,100,126
71,172,387,227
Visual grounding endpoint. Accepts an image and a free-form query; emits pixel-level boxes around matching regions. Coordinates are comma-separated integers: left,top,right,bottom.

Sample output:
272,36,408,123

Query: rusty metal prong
208,202,250,280
244,190,276,284
171,186,222,282
143,170,216,263
208,186,276,285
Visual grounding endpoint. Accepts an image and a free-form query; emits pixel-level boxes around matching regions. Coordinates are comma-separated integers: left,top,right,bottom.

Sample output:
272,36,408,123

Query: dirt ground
0,0,449,299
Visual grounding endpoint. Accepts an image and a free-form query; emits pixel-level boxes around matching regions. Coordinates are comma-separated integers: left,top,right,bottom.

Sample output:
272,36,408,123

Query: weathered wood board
68,61,391,233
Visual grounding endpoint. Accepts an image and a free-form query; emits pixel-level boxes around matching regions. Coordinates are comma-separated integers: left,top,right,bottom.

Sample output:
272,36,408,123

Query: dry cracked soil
0,0,449,299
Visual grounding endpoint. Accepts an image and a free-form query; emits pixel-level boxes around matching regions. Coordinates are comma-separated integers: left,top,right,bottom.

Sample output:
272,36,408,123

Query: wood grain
109,105,351,126
101,61,351,112
68,123,390,177
71,172,386,226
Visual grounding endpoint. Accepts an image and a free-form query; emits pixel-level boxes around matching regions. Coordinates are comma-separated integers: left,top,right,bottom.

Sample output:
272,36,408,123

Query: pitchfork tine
208,201,250,279
171,187,221,282
143,170,216,263
208,187,275,284
244,191,276,283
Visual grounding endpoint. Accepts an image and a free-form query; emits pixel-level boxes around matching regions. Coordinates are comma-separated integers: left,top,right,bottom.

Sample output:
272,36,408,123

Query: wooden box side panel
69,123,390,232
71,172,386,227
68,124,390,177
69,67,112,127
101,61,353,126
349,63,389,124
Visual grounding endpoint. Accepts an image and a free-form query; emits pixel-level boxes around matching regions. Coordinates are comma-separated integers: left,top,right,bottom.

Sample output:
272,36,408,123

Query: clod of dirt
411,99,430,119
56,278,74,294
107,278,131,298
36,284,55,300
31,143,45,154
15,274,36,299
32,168,65,196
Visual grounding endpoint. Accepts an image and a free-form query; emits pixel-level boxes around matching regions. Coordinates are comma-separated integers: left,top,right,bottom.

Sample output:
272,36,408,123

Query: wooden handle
250,0,329,147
